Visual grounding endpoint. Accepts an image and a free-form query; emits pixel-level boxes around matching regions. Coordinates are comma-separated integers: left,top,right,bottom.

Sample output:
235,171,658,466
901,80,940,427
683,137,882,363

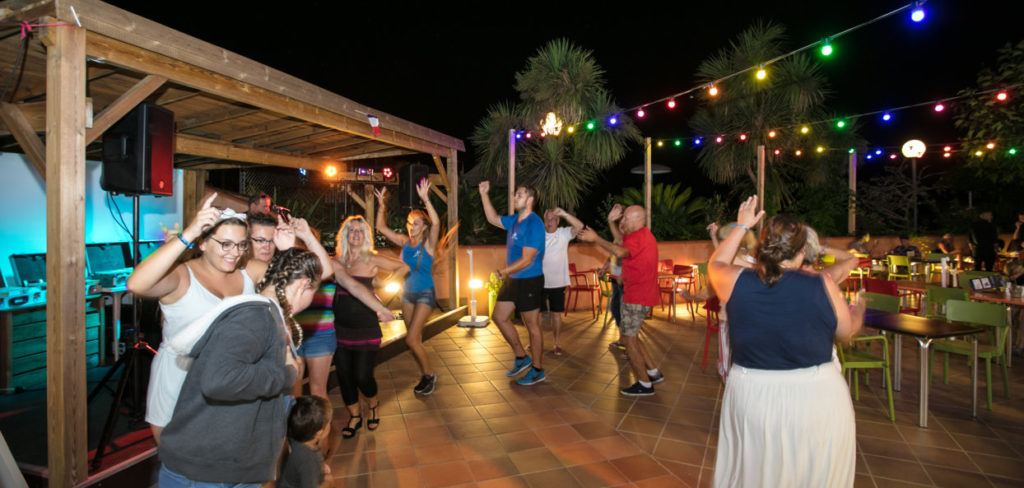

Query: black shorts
497,275,544,312
542,286,566,313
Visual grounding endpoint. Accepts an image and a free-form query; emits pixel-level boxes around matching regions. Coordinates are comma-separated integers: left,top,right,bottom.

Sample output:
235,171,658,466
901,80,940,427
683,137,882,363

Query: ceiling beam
340,148,417,161
0,102,46,180
225,117,304,142
304,135,367,155
176,104,259,131
175,133,331,170
0,97,93,135
85,74,166,144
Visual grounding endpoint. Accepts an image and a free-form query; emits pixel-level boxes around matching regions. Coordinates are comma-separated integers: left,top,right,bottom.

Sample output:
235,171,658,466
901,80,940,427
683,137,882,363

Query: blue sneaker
506,356,533,377
516,367,546,386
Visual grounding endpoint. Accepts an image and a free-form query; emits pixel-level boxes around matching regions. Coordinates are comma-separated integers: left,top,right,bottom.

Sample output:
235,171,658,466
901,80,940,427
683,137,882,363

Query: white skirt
714,362,856,488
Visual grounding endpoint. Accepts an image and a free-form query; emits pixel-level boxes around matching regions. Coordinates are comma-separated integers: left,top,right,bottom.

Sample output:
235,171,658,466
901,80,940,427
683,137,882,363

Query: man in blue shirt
479,181,547,385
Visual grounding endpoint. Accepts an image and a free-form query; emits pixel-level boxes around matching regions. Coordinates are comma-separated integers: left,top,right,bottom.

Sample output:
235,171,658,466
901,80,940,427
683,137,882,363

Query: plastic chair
701,296,721,371
886,255,911,280
923,285,968,319
862,291,900,313
930,299,1010,410
836,333,895,421
657,275,678,321
864,277,920,314
658,259,674,274
673,264,697,319
566,263,599,317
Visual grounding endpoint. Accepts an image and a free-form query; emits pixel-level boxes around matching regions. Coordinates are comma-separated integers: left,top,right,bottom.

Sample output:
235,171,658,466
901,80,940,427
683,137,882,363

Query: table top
892,280,1024,306
864,309,985,339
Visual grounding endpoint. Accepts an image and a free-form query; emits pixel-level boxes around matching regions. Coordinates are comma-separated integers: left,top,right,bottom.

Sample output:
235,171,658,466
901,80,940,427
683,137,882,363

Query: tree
616,183,708,240
471,39,641,211
953,40,1024,183
689,22,863,214
856,160,942,234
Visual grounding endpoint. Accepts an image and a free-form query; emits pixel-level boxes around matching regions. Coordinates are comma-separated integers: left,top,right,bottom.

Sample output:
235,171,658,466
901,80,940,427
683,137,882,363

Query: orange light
773,149,781,155
795,149,802,156
768,130,777,138
986,142,996,149
708,85,719,97
325,165,339,178
943,153,951,158
943,146,951,152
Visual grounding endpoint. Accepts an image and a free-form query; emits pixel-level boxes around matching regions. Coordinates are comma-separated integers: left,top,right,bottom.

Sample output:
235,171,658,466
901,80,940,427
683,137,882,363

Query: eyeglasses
208,237,250,252
250,237,274,247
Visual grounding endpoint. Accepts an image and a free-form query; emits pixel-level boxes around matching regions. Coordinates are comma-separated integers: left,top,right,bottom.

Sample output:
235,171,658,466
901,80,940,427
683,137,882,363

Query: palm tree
471,39,641,211
690,22,862,213
617,183,708,240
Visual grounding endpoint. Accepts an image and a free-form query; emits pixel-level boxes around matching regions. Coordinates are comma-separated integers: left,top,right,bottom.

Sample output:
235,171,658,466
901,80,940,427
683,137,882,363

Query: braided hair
256,248,323,348
754,214,807,287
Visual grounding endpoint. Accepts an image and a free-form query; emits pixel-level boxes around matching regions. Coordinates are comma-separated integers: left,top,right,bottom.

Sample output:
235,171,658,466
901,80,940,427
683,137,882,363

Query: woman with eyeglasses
374,180,441,396
333,215,408,438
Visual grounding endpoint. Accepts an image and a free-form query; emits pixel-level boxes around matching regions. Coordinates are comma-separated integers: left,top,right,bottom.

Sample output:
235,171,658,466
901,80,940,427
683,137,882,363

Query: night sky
106,0,1020,204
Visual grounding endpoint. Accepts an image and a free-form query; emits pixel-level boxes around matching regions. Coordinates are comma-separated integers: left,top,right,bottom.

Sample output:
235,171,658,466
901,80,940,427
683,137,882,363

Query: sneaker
506,356,533,377
414,374,437,395
620,382,655,396
649,372,665,384
516,368,547,386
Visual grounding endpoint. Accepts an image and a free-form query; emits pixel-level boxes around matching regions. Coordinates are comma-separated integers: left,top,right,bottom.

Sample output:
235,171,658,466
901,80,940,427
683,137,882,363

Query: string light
674,139,682,147
943,145,952,152
585,121,595,131
566,126,574,133
866,154,874,160
943,153,951,158
667,99,676,109
795,149,803,156
608,115,619,126
715,136,723,144
835,120,846,129
975,150,983,156
986,142,996,149
1010,148,1018,155
881,112,892,122
910,3,926,22
996,91,1008,101
933,103,945,112
694,137,703,145
816,146,825,153
890,153,897,159
768,130,777,138
657,140,663,147
800,126,810,134
756,65,767,80
515,132,522,140
875,149,883,155
774,149,781,155
708,84,719,97
739,133,748,141
820,38,833,57
525,132,532,139
636,108,646,118
848,148,856,154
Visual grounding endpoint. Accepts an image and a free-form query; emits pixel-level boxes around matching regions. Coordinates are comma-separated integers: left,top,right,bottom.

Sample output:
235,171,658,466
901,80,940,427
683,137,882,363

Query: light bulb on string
882,113,892,122
739,133,748,141
875,149,883,155
657,140,663,147
943,153,951,158
835,120,846,129
566,126,574,134
586,121,595,131
910,4,926,23
525,132,532,139
768,130,777,138
694,137,703,145
515,132,522,140
975,150,983,156
866,154,874,160
774,149,781,155
820,38,833,57
934,103,945,112
636,108,646,118
848,148,855,154
890,153,897,159
795,149,803,156
996,91,1008,101
608,115,619,126
943,146,952,152
816,146,825,153
667,99,676,109
1010,148,1018,156
708,84,719,97
756,65,766,80
986,142,996,149
800,126,810,135
715,136,723,144
674,139,682,147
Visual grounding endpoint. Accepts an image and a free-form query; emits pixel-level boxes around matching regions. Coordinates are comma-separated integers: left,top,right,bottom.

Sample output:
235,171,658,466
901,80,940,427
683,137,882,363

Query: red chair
658,275,678,321
566,263,600,317
658,259,674,274
673,264,698,319
702,296,721,370
863,278,920,314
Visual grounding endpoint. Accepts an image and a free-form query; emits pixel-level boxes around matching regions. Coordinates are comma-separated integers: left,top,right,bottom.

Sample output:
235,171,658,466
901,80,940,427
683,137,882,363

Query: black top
277,439,324,488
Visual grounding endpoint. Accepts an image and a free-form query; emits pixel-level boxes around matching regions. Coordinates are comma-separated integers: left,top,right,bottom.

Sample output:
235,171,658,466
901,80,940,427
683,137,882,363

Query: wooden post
182,169,207,224
447,148,459,307
44,21,88,486
508,129,515,214
757,145,765,222
364,184,375,237
644,137,652,229
848,152,857,235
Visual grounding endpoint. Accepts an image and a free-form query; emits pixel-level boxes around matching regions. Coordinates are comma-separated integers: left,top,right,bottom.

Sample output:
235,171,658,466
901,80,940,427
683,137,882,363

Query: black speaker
399,163,430,208
101,102,175,196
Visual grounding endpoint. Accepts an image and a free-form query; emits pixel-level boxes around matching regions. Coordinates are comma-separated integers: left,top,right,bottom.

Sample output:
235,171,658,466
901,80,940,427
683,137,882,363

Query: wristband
177,234,194,249
730,224,749,232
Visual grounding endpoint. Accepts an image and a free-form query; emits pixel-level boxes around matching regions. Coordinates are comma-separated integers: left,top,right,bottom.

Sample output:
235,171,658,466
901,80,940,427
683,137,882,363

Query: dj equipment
0,287,44,310
399,163,430,208
9,253,46,287
100,102,175,196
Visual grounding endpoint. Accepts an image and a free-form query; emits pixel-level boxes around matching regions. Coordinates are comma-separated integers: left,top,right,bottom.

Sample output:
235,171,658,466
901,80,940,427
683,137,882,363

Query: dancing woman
333,215,408,438
374,180,440,395
157,248,318,486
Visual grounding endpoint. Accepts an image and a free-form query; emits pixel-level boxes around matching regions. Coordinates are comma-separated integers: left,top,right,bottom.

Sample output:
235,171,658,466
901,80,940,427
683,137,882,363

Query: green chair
862,291,900,313
931,300,1010,410
923,285,968,319
957,271,1000,291
886,255,911,280
836,334,895,421
599,273,614,327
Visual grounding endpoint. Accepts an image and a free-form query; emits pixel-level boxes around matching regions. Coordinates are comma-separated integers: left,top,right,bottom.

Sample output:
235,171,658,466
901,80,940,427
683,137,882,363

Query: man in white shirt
542,208,584,355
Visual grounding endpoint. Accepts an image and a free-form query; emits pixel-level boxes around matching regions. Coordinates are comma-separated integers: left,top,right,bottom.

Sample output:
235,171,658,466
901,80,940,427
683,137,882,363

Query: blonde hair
717,222,757,255
336,215,374,262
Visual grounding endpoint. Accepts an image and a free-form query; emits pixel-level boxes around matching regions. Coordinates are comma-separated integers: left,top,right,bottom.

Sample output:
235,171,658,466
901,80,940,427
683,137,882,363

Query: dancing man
542,207,584,355
478,181,547,385
579,204,664,396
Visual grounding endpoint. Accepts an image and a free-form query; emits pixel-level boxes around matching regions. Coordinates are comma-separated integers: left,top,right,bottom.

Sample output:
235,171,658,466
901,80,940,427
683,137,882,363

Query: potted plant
485,272,503,318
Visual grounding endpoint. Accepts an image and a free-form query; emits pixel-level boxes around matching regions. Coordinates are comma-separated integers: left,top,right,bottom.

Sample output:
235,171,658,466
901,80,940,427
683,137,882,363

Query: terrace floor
325,304,1024,488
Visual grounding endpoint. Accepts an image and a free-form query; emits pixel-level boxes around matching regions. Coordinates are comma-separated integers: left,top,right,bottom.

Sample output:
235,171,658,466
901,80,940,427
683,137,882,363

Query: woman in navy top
707,196,864,488
374,178,442,396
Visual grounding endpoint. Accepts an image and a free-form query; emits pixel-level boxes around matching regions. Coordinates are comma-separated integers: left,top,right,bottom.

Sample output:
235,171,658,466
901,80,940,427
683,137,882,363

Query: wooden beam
84,33,459,157
175,133,332,171
0,98,93,135
432,154,450,188
364,184,374,236
176,104,258,131
0,102,46,180
85,74,166,144
348,185,366,209
338,148,418,161
304,136,368,155
69,0,464,152
429,184,447,204
43,19,88,486
446,149,459,307
155,91,200,106
223,117,303,141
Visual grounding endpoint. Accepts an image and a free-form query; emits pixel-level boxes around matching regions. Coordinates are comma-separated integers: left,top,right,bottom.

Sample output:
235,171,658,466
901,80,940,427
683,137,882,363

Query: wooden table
863,309,984,427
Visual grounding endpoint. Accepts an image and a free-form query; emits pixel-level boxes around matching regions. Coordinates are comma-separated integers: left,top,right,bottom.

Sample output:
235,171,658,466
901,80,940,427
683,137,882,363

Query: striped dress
293,281,337,357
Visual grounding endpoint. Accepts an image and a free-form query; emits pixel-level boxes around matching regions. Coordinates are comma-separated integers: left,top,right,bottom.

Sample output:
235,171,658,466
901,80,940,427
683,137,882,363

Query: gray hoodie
159,300,297,483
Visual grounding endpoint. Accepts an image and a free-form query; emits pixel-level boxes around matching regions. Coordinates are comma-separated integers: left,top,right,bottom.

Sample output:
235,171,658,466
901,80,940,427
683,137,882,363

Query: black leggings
334,347,377,406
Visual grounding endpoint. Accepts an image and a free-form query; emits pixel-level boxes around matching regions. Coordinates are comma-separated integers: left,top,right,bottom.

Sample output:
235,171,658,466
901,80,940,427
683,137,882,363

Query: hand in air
736,196,766,229
374,187,388,206
160,222,182,243
182,193,220,242
706,222,719,235
578,227,598,242
608,204,623,222
274,214,297,250
416,179,431,200
478,180,490,195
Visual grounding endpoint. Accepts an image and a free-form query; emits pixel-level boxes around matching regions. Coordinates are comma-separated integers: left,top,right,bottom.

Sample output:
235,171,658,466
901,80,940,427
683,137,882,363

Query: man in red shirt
579,204,664,396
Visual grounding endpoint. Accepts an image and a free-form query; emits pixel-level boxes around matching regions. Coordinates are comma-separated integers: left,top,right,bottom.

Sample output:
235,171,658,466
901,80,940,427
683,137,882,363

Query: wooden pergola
0,0,464,484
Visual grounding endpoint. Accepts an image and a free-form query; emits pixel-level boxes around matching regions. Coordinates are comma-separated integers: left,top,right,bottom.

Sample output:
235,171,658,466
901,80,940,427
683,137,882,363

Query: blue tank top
402,240,434,293
726,269,837,370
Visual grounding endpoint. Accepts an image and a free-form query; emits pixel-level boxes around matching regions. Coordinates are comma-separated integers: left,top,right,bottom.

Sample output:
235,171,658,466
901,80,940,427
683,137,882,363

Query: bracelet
177,234,194,249
730,224,749,232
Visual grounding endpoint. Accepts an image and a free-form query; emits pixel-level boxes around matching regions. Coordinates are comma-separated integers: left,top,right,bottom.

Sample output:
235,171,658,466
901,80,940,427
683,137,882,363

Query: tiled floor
325,305,1024,487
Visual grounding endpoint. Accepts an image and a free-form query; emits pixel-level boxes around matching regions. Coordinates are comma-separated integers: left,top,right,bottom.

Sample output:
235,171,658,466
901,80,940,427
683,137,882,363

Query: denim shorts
402,287,436,305
159,464,261,488
296,330,337,358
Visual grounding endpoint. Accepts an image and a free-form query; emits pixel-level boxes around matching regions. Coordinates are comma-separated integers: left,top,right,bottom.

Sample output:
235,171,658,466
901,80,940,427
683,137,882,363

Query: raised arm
554,207,584,235
820,246,859,285
607,204,624,242
332,261,396,322
369,251,410,281
127,192,219,300
578,227,630,259
290,217,334,280
478,181,504,228
707,222,721,248
373,187,407,247
417,180,442,253
827,276,864,340
708,196,764,304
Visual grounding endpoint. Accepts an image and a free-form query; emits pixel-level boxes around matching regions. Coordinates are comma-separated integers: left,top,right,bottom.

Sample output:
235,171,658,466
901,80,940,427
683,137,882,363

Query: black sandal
341,415,362,439
367,403,380,431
